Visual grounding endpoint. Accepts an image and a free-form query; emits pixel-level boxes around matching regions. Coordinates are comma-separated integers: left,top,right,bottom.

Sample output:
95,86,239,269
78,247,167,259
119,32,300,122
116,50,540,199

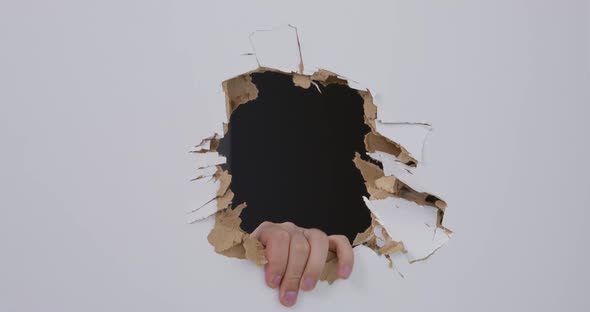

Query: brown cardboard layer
191,133,221,153
207,202,268,265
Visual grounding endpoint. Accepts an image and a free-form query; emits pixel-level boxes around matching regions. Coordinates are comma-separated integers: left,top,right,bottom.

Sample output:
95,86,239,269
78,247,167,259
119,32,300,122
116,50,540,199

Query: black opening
218,71,373,243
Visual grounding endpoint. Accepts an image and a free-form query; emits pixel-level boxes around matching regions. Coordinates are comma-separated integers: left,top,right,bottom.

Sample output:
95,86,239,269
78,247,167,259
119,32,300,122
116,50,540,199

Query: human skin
251,221,354,307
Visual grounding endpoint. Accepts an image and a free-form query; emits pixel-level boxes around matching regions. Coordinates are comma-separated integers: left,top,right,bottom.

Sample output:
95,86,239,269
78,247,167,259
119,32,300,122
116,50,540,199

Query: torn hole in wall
191,27,452,283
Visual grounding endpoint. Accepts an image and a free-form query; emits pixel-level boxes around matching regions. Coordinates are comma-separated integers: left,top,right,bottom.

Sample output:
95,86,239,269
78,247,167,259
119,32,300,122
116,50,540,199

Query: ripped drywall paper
190,27,452,283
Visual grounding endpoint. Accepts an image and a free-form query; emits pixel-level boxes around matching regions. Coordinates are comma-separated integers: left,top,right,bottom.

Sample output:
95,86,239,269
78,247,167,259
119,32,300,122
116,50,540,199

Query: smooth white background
1,1,589,311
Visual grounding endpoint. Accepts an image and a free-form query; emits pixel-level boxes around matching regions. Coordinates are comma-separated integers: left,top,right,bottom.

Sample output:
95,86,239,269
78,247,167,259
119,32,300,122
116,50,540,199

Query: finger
279,231,309,307
279,221,297,232
328,235,354,279
301,228,329,291
254,223,290,289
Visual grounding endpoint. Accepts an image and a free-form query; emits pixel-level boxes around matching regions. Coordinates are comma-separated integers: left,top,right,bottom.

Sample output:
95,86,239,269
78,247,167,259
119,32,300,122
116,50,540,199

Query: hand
250,221,354,307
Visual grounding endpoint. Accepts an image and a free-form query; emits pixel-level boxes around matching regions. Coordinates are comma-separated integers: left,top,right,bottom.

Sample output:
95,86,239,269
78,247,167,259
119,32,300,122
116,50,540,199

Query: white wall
1,0,589,311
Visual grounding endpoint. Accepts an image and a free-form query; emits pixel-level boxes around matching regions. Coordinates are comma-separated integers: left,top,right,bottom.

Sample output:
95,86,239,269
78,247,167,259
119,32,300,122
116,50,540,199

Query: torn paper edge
375,121,433,164
191,33,452,282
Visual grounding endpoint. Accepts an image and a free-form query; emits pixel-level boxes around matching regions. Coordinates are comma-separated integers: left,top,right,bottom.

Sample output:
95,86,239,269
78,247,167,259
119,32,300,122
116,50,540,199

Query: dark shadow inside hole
218,71,373,243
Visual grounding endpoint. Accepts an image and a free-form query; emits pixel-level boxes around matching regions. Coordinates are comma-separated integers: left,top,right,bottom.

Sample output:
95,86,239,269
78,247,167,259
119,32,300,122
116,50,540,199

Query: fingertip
301,277,317,291
328,235,355,280
280,290,297,307
270,275,282,288
338,265,352,279
265,266,282,288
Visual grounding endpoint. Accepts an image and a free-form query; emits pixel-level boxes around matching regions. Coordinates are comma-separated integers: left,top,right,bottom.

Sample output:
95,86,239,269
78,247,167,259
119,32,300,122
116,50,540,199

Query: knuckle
331,234,349,243
308,228,327,239
292,240,310,254
281,221,296,229
332,234,347,240
274,229,291,241
284,273,303,284
260,221,272,228
264,221,283,231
